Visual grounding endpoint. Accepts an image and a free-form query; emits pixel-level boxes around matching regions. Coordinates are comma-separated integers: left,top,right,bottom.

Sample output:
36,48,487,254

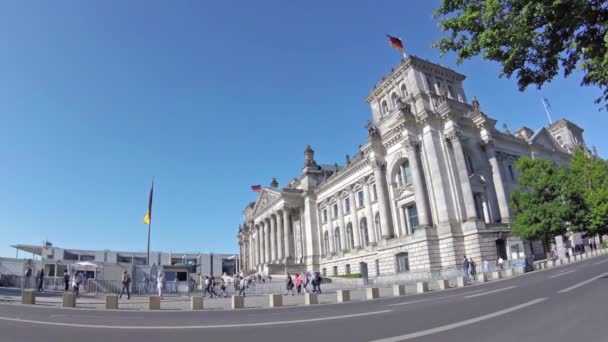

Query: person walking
218,277,227,298
157,274,164,297
462,256,469,283
498,256,504,270
37,268,45,292
24,266,32,289
483,259,490,274
119,271,131,300
206,273,218,298
238,276,247,296
143,275,149,294
469,258,477,277
72,271,82,297
284,273,295,296
63,269,70,291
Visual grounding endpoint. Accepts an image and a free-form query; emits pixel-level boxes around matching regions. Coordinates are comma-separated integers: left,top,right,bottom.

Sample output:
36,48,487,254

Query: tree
569,149,608,236
433,0,608,109
510,157,585,249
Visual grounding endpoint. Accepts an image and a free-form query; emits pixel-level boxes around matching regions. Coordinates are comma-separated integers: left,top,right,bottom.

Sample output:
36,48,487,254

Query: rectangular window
447,84,455,98
333,204,338,218
407,205,419,234
425,75,435,93
508,165,515,181
372,184,378,201
358,191,364,207
344,198,350,214
396,254,410,273
345,264,351,275
323,209,327,223
474,193,484,220
333,266,338,276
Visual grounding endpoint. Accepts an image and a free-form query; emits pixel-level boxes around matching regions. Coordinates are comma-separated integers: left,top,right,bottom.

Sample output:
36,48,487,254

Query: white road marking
0,310,392,330
558,272,608,293
464,286,517,299
594,259,608,265
549,270,576,278
386,289,484,307
370,298,547,342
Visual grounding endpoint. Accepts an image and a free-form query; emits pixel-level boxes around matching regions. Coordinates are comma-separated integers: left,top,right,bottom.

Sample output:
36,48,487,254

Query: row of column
243,208,297,269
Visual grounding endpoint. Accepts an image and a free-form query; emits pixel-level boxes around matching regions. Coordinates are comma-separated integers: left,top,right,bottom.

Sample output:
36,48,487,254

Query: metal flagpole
542,98,553,124
147,177,154,266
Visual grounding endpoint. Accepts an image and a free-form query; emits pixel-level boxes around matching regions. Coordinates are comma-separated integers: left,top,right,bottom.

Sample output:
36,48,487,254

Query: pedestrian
294,272,302,294
218,277,227,298
462,256,469,280
157,274,164,297
63,269,70,291
498,256,504,270
483,259,489,274
207,273,218,298
238,276,247,296
143,275,149,294
37,268,45,292
119,271,131,300
72,271,82,297
285,273,295,295
24,266,32,289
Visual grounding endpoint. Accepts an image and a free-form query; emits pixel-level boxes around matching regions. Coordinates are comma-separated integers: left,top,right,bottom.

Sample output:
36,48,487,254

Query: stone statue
345,154,350,165
472,96,480,112
502,123,511,134
366,120,379,138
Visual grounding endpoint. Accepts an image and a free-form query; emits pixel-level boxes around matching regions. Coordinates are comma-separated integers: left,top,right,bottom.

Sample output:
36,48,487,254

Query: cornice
316,158,371,196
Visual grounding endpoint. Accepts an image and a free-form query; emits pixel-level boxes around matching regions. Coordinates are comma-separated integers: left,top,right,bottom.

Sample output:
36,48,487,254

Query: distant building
2,242,237,286
236,55,589,277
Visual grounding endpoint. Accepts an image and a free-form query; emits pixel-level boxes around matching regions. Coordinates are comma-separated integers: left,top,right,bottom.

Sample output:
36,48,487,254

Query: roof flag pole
542,98,553,124
144,177,154,265
387,34,406,58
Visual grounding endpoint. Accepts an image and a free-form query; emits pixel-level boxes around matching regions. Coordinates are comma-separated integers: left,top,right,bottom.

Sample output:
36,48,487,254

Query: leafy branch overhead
433,0,608,109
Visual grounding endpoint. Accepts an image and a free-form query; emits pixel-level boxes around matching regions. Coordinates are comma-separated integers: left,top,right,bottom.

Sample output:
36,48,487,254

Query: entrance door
496,239,507,259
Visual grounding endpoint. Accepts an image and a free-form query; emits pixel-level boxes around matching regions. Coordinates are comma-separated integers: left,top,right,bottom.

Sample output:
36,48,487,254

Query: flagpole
542,98,553,124
147,177,154,266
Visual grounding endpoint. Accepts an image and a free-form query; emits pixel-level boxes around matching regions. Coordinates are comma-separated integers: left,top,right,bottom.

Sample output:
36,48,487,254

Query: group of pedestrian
285,272,322,295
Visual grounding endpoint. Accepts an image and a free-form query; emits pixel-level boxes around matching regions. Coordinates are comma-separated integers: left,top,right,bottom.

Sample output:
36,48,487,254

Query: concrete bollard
393,284,406,296
504,269,514,277
149,296,161,310
437,279,450,290
477,274,488,283
191,296,204,310
555,259,562,266
105,295,118,310
305,293,318,305
21,289,35,305
456,276,466,287
514,266,525,274
62,293,76,308
546,261,554,268
337,289,351,302
583,253,589,259
416,282,429,293
269,294,282,308
366,287,380,300
563,258,570,264
492,271,502,280
231,295,245,309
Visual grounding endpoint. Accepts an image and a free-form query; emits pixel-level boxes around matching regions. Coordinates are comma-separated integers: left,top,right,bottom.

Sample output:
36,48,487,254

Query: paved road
1,254,608,342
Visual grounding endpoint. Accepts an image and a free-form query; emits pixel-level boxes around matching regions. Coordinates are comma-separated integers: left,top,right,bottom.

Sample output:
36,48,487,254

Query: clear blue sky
1,1,606,258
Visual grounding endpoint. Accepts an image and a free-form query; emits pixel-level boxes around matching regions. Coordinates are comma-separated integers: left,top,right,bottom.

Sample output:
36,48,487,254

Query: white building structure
237,56,588,277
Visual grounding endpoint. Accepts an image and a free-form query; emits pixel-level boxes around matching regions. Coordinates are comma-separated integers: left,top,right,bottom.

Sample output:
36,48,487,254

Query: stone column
348,188,361,248
264,218,271,263
277,211,284,261
336,196,347,251
363,182,377,245
445,132,477,221
326,202,336,255
270,215,277,263
403,138,432,227
484,141,510,223
372,160,394,239
302,191,320,266
282,209,292,261
255,226,261,266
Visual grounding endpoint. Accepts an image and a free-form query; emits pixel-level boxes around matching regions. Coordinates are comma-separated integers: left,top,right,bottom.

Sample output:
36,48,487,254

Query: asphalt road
1,254,608,342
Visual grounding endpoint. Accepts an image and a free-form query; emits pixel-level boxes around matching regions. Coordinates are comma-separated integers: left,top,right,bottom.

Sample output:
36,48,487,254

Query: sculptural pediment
252,188,282,217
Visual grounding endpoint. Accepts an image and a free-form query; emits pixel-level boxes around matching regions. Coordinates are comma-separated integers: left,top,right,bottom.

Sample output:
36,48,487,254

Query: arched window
556,135,564,146
381,100,389,115
324,231,330,255
396,253,410,273
346,223,354,250
400,83,408,97
391,92,399,107
334,227,341,252
360,217,369,247
396,159,412,187
375,212,382,242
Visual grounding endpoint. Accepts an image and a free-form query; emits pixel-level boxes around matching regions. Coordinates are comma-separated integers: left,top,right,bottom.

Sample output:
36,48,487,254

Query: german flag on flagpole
387,34,406,57
251,185,262,193
143,179,154,224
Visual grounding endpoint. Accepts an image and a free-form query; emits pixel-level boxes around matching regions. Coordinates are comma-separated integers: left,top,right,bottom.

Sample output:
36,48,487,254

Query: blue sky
1,1,606,258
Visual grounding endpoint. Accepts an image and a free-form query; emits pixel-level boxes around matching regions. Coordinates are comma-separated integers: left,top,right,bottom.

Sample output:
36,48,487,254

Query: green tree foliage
569,149,608,235
433,0,608,109
510,157,585,247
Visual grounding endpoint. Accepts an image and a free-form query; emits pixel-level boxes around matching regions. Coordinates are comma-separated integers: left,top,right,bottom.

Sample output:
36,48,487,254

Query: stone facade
236,56,589,276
